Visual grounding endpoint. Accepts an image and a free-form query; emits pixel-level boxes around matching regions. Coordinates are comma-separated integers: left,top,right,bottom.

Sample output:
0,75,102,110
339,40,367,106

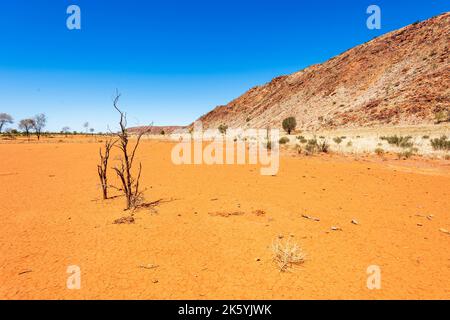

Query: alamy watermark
367,5,381,30
66,5,81,30
66,265,81,289
170,121,280,176
366,265,381,290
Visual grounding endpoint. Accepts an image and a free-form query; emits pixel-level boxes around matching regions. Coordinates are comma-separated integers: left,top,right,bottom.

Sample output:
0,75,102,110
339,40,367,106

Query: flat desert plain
0,137,449,299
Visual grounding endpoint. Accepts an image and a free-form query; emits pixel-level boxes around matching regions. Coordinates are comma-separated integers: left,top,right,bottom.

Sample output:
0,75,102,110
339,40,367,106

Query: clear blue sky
0,0,448,132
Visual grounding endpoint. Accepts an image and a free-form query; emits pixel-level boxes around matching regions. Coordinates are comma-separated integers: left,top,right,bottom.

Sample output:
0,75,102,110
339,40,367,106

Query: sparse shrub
97,139,116,200
375,148,385,156
246,117,251,122
346,141,353,147
333,137,342,144
430,136,450,151
279,137,290,144
282,117,297,134
297,136,307,144
272,239,306,272
160,130,165,135
380,135,413,148
422,135,430,139
434,110,450,124
397,150,414,160
317,140,329,153
304,140,317,155
304,138,329,155
319,136,325,139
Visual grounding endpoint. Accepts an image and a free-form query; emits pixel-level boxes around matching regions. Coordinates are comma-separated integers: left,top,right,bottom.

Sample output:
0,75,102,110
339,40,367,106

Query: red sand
0,138,449,299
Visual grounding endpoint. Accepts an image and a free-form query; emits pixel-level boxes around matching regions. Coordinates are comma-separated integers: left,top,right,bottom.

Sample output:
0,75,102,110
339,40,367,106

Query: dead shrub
97,139,115,200
271,239,306,272
111,90,151,210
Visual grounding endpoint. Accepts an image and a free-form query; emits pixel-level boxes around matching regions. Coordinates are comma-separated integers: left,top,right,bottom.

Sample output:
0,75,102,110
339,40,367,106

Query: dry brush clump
304,137,330,155
380,135,413,148
271,239,306,272
430,135,450,151
111,92,151,210
96,91,151,211
97,139,116,200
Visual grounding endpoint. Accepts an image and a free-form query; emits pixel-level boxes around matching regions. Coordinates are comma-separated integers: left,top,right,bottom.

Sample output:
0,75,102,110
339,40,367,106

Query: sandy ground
0,137,449,299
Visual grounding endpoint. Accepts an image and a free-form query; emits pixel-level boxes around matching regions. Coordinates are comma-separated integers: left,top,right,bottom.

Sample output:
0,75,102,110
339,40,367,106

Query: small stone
351,219,359,225
255,258,261,262
152,279,159,284
417,223,423,227
439,228,450,235
331,226,342,231
277,234,284,239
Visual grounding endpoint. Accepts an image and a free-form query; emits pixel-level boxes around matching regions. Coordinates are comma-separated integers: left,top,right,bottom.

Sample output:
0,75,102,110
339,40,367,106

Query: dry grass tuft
271,239,306,272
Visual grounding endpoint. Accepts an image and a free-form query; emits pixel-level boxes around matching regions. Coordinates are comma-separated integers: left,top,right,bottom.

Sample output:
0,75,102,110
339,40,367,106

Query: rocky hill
196,12,449,131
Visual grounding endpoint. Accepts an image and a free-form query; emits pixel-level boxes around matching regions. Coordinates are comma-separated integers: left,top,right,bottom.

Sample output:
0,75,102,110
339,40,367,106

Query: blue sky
0,0,448,132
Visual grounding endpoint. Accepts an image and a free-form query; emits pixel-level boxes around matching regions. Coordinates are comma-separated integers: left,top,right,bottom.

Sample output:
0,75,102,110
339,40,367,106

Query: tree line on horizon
0,112,101,139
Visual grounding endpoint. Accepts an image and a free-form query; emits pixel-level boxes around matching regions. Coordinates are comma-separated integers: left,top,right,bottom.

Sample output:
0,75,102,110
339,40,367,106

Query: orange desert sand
0,137,449,299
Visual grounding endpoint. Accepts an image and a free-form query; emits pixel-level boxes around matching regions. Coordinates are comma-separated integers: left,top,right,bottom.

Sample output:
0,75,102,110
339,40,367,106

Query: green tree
218,124,228,135
282,117,297,134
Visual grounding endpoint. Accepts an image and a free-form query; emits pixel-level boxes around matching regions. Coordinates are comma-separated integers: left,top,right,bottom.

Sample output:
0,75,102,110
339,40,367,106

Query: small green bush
333,137,343,144
430,136,450,151
380,135,413,148
397,150,413,160
279,137,290,144
374,148,385,156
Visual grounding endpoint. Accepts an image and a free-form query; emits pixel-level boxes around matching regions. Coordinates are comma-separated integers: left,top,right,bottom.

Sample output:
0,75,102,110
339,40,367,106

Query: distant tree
160,130,165,135
83,122,89,134
61,126,71,137
33,114,47,140
218,124,228,135
19,119,35,139
282,117,297,135
90,128,95,135
0,113,14,133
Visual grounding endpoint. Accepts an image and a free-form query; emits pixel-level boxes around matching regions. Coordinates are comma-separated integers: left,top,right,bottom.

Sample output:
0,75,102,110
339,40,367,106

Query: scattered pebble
439,228,450,235
331,226,342,231
302,214,320,221
417,223,423,227
138,264,159,270
18,270,32,275
351,219,359,225
255,258,261,262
